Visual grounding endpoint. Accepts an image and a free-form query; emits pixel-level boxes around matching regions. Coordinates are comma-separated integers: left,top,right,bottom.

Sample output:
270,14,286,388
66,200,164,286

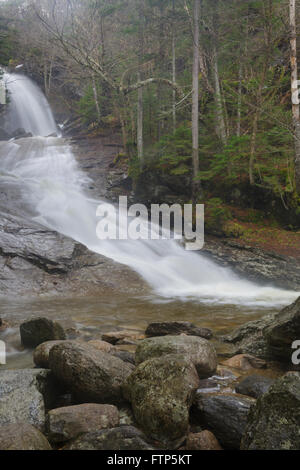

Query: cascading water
0,74,299,307
3,73,58,137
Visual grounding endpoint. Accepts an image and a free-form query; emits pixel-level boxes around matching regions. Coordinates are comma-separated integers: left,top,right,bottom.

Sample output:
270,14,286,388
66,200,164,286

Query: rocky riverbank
0,305,299,450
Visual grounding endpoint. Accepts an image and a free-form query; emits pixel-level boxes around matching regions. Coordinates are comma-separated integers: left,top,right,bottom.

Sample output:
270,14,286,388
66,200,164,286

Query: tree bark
172,0,176,134
192,0,201,201
290,0,300,193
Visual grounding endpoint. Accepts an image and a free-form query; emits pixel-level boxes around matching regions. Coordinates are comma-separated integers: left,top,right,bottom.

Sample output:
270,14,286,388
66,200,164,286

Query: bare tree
290,0,300,192
192,0,201,200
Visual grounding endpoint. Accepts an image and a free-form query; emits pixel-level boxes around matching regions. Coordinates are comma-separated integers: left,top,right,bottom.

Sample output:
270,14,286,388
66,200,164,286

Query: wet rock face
0,424,52,450
193,393,256,450
135,335,217,379
145,321,212,340
64,426,154,451
185,431,223,451
20,318,66,348
0,369,55,431
223,296,300,362
263,296,300,361
0,209,146,298
235,374,275,399
49,342,134,404
46,404,119,443
241,374,300,450
123,354,200,447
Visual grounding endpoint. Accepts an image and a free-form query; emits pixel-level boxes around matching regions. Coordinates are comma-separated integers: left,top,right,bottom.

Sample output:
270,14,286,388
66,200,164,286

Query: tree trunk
213,46,227,145
92,76,101,122
237,62,242,137
172,0,176,134
192,0,201,201
137,1,144,166
290,0,300,193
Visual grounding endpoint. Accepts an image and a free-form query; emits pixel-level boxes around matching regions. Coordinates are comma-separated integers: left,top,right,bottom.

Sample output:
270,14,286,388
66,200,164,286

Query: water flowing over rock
49,342,134,404
123,354,200,447
241,374,300,450
135,335,217,379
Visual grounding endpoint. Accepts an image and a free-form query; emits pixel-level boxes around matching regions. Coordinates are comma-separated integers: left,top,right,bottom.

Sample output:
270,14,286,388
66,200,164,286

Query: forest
1,0,300,454
1,0,300,236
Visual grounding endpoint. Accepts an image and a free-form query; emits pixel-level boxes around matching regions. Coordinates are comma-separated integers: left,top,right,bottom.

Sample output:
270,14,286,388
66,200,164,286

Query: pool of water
0,292,279,370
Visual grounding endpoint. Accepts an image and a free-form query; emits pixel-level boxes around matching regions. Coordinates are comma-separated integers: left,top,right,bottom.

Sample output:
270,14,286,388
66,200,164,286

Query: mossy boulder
49,342,133,404
135,335,217,379
241,373,300,450
20,317,66,348
123,354,200,447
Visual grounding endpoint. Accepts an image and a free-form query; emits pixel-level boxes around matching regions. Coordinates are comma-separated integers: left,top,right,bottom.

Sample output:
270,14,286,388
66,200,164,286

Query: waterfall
3,73,58,137
0,74,299,307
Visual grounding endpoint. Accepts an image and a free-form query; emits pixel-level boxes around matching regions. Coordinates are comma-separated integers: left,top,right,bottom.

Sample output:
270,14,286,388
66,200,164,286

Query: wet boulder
49,341,133,404
20,317,66,348
185,431,223,451
135,335,217,379
235,374,275,399
0,369,56,431
0,424,52,450
33,340,67,368
193,392,255,449
145,321,212,340
46,404,119,443
123,354,200,447
241,373,300,450
263,296,300,361
64,426,154,450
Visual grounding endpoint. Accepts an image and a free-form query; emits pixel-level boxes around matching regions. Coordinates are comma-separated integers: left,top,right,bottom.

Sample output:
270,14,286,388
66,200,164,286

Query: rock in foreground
241,373,300,450
0,369,55,431
0,424,51,450
123,354,200,447
145,321,212,339
193,393,255,449
20,317,66,348
135,335,217,379
64,426,154,450
235,374,275,399
46,404,119,443
49,342,133,404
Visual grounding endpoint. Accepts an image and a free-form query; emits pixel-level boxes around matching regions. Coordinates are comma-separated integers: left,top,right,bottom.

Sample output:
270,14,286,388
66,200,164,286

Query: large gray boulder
145,321,212,339
20,317,66,348
263,296,300,361
223,297,300,362
241,373,300,450
0,369,55,431
135,335,217,378
49,341,133,404
64,426,154,450
193,393,255,449
33,340,68,368
123,354,200,447
0,424,52,450
235,374,275,399
46,404,119,443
